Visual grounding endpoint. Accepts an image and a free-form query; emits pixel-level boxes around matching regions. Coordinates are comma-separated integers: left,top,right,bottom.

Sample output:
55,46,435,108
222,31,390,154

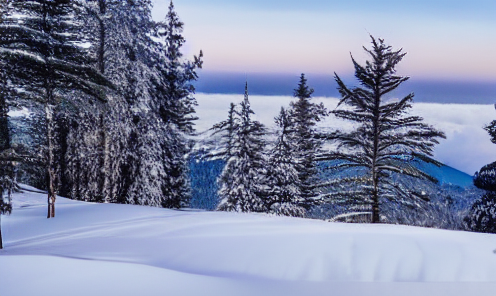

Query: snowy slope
1,189,496,296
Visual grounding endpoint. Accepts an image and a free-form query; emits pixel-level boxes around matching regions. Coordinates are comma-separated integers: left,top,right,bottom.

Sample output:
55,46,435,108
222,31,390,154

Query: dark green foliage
473,161,496,191
464,192,496,234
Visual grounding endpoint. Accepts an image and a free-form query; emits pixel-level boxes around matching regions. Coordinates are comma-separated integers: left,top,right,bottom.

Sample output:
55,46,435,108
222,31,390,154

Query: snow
1,188,496,295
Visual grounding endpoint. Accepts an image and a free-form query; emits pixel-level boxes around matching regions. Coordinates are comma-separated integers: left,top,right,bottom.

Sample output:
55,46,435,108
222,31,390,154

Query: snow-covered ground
1,187,496,296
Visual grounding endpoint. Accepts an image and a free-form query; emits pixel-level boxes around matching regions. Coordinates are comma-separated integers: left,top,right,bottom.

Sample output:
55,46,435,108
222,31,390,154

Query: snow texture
1,188,496,296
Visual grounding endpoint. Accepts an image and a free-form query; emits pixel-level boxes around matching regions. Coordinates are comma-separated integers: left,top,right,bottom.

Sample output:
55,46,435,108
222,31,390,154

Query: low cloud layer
196,93,496,175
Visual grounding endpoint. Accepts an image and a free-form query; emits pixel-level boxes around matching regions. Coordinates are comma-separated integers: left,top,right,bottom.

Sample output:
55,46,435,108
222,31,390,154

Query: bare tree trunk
371,90,381,223
372,180,380,223
46,104,56,219
0,214,3,249
98,114,109,202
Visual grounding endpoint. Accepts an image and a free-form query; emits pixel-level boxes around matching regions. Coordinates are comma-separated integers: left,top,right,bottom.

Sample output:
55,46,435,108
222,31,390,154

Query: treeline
0,0,201,218
0,0,494,241
202,37,448,223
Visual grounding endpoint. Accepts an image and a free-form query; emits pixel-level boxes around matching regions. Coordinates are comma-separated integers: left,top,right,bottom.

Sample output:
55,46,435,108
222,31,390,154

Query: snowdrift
1,188,496,296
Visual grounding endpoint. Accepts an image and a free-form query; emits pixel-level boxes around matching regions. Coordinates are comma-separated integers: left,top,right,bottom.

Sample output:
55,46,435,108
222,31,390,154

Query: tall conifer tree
151,0,203,208
217,83,267,212
325,36,445,223
289,74,327,209
265,107,305,217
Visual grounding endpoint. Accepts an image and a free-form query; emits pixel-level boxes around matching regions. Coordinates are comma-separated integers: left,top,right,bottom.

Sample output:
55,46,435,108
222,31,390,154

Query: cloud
196,93,496,174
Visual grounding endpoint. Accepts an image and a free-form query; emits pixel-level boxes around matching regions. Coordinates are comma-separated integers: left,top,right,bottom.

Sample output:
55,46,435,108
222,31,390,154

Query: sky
149,0,496,173
151,0,496,82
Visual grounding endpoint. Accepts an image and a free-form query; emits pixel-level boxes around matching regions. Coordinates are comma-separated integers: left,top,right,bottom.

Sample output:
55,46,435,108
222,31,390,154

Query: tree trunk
46,104,56,219
0,214,3,249
372,183,380,223
371,87,381,224
98,114,109,202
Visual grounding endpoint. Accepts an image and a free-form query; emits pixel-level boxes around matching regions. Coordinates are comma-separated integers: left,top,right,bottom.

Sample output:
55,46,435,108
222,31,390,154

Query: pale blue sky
151,0,496,81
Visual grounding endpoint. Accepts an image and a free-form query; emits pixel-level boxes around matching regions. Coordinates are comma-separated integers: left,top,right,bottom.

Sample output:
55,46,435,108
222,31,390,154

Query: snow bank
1,190,496,295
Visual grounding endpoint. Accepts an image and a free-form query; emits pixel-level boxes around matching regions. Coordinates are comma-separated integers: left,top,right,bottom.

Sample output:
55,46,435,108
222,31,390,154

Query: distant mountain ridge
195,72,496,104
417,162,473,188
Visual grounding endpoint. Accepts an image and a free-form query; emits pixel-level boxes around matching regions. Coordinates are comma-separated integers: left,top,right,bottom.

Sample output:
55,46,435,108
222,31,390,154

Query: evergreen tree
150,0,203,208
0,0,111,218
154,0,202,134
0,64,12,249
0,1,13,245
324,36,445,223
265,107,305,217
207,102,238,160
464,192,496,233
289,74,327,209
63,0,166,206
217,83,267,212
465,104,496,233
112,0,165,206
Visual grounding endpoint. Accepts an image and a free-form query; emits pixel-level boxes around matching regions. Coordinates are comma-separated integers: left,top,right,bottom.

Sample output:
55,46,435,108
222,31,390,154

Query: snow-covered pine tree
150,0,203,208
324,36,445,223
0,0,111,218
108,0,168,207
465,104,496,233
154,0,202,135
199,102,239,208
0,63,12,249
204,102,238,161
62,0,161,206
264,107,305,217
0,55,14,201
0,2,13,245
79,0,140,204
289,74,327,209
216,83,267,212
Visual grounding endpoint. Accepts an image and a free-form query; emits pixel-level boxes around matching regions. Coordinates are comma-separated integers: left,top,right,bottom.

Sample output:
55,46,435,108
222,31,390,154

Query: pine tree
150,0,203,208
0,0,111,218
216,83,267,212
265,107,305,217
465,104,496,233
289,74,327,209
115,0,165,207
324,36,445,223
207,102,238,160
154,0,202,134
0,66,12,249
62,0,161,206
0,1,12,245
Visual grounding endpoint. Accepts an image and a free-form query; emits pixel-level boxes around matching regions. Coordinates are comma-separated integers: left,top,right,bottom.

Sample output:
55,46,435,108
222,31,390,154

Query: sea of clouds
195,93,496,175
